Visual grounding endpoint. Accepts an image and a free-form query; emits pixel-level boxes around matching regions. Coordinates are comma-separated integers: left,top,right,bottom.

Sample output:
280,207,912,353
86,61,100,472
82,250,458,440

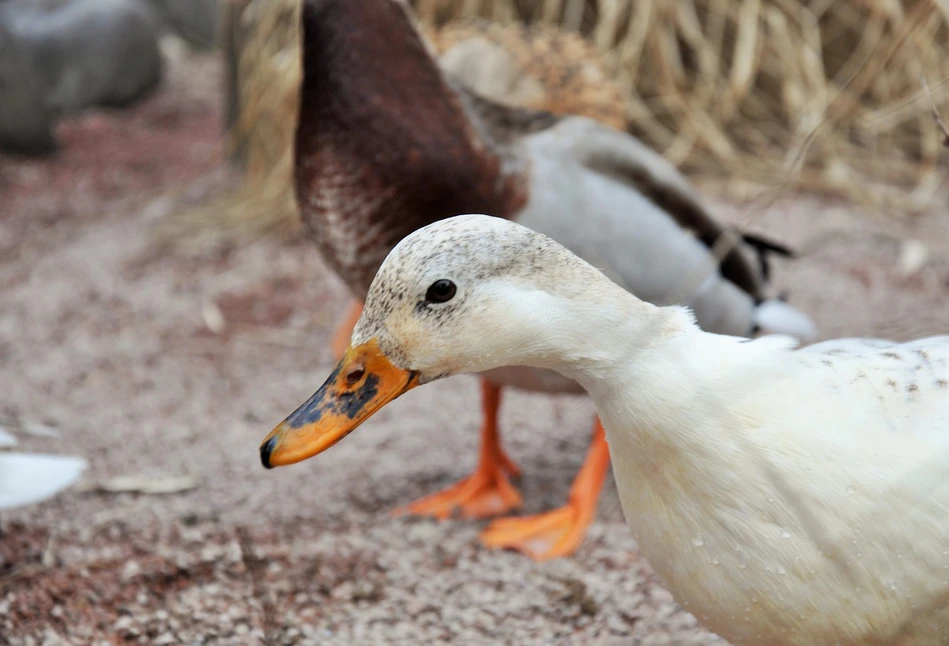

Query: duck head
259,214,620,468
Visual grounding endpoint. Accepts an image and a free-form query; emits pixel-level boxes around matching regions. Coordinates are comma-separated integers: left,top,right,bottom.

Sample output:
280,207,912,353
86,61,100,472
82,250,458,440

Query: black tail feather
740,232,796,282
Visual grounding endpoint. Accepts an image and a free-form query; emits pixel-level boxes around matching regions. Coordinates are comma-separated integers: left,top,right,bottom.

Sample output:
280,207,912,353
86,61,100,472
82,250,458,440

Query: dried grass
427,19,628,129
156,0,302,250
157,0,949,249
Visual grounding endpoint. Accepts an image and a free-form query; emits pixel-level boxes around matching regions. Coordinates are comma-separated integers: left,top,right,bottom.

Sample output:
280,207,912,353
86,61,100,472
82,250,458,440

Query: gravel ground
2,50,949,646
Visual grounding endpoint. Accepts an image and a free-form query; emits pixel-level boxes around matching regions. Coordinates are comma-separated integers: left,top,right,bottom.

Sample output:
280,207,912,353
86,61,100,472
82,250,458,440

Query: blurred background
2,0,949,643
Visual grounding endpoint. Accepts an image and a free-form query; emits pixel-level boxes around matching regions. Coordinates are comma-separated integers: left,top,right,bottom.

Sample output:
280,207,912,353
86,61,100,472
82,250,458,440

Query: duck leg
480,417,609,561
331,300,365,359
394,379,523,519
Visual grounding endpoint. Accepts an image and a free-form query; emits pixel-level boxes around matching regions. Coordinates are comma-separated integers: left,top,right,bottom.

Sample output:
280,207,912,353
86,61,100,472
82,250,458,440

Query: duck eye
425,279,456,304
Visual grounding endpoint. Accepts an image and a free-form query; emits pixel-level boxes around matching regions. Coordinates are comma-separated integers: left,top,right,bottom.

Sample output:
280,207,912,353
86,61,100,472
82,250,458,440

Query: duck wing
551,117,789,301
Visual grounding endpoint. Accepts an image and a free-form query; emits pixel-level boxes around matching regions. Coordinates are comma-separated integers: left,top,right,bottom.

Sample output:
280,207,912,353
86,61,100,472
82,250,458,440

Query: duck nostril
345,366,365,385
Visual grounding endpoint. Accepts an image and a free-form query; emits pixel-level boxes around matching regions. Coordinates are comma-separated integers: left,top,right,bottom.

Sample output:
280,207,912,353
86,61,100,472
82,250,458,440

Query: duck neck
298,0,468,147
500,278,694,394
295,1,527,294
507,280,727,472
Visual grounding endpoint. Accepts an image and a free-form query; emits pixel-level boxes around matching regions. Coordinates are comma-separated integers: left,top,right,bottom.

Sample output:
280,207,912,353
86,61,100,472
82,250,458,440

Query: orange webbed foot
393,379,522,519
393,461,522,520
480,502,594,560
481,417,610,561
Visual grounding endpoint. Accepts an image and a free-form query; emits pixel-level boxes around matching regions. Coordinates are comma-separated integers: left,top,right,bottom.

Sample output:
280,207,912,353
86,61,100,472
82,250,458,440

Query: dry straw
157,0,949,249
159,0,303,249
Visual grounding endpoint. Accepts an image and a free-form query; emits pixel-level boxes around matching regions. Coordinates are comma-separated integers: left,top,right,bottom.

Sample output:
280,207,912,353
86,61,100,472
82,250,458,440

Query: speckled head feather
351,214,614,380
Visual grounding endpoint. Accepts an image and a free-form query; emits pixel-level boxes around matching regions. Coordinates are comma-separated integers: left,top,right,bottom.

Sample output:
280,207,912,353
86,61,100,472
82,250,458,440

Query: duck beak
259,340,419,468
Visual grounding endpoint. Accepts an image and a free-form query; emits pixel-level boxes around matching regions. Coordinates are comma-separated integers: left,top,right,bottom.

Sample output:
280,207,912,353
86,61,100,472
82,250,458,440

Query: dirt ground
2,49,949,646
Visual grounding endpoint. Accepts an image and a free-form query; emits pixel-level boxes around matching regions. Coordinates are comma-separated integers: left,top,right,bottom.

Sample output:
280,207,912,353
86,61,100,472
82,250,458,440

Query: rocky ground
2,49,949,646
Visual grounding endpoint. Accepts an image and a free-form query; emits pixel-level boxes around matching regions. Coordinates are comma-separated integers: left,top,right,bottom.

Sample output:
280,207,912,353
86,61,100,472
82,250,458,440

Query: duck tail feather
741,232,796,282
753,299,818,341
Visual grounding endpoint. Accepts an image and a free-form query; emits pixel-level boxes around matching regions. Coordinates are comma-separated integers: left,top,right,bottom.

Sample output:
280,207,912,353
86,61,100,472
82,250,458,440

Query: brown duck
267,0,817,561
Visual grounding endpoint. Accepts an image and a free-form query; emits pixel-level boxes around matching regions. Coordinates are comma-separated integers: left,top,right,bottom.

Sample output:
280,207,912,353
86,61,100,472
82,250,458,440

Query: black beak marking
284,369,382,430
260,436,277,469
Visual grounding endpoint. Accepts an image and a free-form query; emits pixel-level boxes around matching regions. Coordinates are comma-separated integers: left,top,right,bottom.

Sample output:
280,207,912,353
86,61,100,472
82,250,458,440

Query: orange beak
259,340,419,468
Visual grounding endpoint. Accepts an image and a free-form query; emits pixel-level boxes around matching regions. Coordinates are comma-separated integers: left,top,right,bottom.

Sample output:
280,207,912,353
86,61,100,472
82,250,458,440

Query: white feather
0,453,87,510
753,298,819,340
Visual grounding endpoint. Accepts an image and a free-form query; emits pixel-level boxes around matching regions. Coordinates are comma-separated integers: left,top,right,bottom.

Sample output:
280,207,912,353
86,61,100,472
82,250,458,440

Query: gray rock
0,0,164,155
0,18,55,154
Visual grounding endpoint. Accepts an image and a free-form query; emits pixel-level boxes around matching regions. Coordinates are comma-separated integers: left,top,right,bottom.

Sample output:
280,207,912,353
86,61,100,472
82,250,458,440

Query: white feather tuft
754,299,818,341
0,453,87,511
0,429,17,448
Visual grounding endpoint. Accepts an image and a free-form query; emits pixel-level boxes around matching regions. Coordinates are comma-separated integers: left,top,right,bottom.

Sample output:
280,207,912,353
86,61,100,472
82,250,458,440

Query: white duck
261,214,949,645
0,426,86,511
